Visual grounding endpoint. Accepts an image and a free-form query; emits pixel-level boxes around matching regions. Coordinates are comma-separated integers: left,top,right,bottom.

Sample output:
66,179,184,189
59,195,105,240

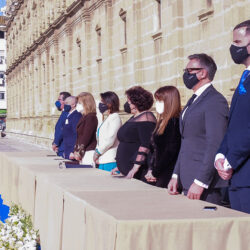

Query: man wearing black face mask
52,91,71,157
215,20,250,213
168,53,229,205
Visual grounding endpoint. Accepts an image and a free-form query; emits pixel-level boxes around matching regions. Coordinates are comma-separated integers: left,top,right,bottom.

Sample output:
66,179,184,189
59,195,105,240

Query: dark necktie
239,70,250,95
186,94,197,108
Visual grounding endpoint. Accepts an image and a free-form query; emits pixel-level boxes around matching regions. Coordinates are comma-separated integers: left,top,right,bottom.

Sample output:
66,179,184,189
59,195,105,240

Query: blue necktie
239,70,250,95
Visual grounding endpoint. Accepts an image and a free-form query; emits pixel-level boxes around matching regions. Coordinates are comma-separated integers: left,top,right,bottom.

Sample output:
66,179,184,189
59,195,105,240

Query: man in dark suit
62,96,82,159
168,53,229,205
52,91,71,157
215,20,250,213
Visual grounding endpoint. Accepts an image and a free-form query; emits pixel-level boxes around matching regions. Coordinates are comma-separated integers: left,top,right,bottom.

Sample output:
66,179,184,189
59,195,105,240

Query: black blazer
174,85,229,190
149,117,181,187
217,72,250,188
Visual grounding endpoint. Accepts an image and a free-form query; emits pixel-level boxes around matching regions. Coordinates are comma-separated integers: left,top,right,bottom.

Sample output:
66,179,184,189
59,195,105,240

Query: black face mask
64,104,71,112
99,102,108,114
124,102,131,113
230,44,249,64
183,72,199,89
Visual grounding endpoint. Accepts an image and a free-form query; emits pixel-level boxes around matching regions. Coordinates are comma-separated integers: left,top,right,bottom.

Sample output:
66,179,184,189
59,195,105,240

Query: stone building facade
5,0,250,146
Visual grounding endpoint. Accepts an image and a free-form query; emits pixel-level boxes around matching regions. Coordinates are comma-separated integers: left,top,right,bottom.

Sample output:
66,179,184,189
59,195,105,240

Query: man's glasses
183,68,203,73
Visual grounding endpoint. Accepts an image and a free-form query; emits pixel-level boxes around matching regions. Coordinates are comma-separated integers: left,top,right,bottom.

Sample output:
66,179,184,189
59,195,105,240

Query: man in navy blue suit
62,96,82,159
215,20,250,213
52,91,71,157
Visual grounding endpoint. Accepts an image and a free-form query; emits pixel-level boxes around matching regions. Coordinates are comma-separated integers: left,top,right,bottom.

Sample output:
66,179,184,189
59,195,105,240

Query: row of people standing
52,19,250,213
52,85,181,186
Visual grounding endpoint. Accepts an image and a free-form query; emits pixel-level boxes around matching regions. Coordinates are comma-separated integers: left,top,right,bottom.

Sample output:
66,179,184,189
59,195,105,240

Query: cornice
6,0,107,75
6,0,24,29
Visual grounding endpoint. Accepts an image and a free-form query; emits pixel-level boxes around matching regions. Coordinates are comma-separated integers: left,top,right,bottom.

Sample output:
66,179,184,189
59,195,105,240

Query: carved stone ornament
95,24,101,32
76,37,81,46
32,1,37,10
119,8,126,21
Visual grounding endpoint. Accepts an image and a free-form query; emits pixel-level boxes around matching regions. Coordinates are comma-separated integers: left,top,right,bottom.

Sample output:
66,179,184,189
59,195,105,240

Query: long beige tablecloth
0,146,250,250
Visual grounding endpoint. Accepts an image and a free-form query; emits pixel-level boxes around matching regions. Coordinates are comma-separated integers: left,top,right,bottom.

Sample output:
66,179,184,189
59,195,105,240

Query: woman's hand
111,167,119,175
145,170,157,182
93,152,100,164
126,165,140,179
74,151,81,161
69,152,75,160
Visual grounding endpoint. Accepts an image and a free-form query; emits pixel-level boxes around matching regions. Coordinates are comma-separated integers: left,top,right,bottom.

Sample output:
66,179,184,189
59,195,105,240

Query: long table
0,138,250,250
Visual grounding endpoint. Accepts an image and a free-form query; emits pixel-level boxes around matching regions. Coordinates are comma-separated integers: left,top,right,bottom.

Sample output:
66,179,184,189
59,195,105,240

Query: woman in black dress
111,86,156,180
145,86,181,187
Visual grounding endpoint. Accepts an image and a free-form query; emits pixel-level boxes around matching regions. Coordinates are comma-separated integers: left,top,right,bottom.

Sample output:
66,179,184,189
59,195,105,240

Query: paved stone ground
0,135,48,152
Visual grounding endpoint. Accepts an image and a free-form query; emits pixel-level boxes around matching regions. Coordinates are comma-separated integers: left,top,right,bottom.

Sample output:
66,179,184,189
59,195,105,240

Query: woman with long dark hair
145,86,181,187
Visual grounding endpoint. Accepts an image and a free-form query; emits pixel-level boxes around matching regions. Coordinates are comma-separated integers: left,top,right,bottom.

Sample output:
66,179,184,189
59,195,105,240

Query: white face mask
76,103,84,113
155,101,164,114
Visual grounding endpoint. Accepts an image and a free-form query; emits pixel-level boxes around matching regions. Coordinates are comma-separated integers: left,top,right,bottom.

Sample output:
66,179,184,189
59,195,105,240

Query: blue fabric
0,195,9,223
53,111,68,157
238,70,250,95
62,110,82,159
99,162,117,172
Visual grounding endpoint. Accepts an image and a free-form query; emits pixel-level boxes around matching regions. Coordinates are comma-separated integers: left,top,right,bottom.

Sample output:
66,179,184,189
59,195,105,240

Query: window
0,56,4,64
0,72,4,87
76,38,82,69
153,0,161,31
119,9,127,46
0,92,5,100
95,25,101,57
0,31,4,39
0,79,5,87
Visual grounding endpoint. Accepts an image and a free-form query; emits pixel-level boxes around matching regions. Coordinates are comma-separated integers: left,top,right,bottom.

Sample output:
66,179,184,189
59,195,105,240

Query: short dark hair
233,20,250,35
60,92,71,101
100,91,120,113
188,53,217,81
125,86,153,112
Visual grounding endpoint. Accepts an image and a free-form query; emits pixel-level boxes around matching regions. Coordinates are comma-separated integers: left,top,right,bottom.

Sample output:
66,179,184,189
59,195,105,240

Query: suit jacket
53,111,68,156
74,112,98,157
173,85,229,190
217,72,250,187
62,110,82,159
96,112,122,164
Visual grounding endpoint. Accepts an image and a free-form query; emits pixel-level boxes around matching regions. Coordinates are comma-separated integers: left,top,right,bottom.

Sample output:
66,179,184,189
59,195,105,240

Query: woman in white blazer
93,91,122,171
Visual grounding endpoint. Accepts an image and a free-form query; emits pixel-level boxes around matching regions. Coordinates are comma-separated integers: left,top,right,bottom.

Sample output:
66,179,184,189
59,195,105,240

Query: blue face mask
55,100,62,111
64,104,71,112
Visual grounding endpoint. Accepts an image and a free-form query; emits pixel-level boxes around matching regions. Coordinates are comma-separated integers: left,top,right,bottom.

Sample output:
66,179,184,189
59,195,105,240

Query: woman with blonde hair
145,86,181,187
70,92,98,166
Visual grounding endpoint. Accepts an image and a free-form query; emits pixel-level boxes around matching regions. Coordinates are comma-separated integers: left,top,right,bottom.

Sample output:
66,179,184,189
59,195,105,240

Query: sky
0,0,5,16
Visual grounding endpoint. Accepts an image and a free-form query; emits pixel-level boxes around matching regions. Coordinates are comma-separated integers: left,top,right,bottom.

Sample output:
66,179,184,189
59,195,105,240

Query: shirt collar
194,82,212,97
247,65,250,70
68,108,76,115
